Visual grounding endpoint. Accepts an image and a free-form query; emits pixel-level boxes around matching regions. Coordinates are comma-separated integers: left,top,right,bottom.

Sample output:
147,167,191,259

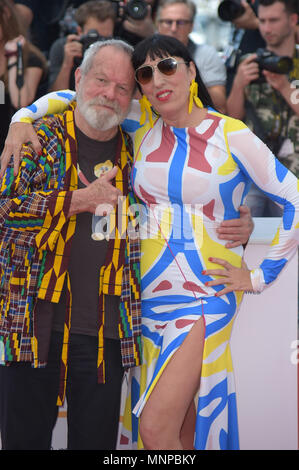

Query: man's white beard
77,89,127,131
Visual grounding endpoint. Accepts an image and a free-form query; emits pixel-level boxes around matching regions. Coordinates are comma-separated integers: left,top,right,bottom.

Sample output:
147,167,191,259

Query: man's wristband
7,61,17,70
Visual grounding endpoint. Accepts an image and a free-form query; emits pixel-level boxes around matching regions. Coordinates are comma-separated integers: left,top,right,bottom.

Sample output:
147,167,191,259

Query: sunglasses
135,57,188,85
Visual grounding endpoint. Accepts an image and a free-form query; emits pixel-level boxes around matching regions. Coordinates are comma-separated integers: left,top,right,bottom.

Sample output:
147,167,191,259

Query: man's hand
227,53,259,119
69,166,122,216
234,54,260,89
263,70,289,92
216,205,254,248
63,34,83,69
0,122,41,177
122,5,155,38
232,0,259,30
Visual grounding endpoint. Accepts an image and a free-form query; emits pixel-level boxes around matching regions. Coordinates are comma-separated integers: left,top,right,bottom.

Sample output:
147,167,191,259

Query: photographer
227,0,299,216
48,1,116,92
156,0,227,113
221,1,266,93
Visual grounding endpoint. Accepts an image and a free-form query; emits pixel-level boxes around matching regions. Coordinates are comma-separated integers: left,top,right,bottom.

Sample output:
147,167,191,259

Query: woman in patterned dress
117,34,299,450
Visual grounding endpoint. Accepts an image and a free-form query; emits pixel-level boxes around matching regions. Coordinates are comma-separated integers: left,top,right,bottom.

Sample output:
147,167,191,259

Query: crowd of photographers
225,0,299,216
1,0,299,217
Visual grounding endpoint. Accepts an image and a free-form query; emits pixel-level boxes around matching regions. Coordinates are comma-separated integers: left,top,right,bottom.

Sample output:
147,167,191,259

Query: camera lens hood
218,0,245,22
126,0,148,20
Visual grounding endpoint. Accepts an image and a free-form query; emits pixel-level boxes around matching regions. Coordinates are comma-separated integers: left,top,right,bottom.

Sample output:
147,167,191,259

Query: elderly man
48,0,117,91
0,37,254,451
156,0,227,112
0,39,141,451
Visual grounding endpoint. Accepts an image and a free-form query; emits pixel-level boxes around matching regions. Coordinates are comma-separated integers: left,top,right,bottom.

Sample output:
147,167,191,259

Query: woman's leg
180,400,197,450
139,316,205,450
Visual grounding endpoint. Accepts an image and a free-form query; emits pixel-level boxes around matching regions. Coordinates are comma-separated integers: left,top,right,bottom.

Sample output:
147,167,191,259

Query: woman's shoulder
26,43,48,75
207,108,248,134
122,99,159,134
27,50,43,67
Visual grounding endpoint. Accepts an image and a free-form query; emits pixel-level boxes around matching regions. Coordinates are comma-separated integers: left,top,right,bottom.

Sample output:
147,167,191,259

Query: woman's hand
234,53,260,89
203,258,253,296
0,122,41,177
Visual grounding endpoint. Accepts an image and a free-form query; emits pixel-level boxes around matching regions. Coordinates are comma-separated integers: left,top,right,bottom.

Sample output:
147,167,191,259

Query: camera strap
223,27,245,69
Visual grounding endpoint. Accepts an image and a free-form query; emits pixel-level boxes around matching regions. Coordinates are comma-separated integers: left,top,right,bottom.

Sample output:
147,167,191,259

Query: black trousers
0,331,124,450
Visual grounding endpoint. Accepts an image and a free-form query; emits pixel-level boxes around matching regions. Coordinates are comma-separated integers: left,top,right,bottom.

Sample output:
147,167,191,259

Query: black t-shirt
48,36,76,90
52,126,121,339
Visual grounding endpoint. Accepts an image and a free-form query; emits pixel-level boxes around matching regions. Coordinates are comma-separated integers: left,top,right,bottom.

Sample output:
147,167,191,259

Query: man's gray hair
156,0,197,22
79,39,134,76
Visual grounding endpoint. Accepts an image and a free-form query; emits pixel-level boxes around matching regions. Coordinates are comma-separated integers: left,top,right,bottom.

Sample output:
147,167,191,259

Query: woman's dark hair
132,34,215,109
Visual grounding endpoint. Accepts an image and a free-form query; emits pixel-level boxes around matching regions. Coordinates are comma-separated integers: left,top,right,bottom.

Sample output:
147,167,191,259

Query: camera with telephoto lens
73,29,107,66
79,29,107,54
112,0,148,20
218,0,252,22
240,48,294,83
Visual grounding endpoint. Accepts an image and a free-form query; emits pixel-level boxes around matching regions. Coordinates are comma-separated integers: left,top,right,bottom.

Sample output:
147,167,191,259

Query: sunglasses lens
136,66,153,84
158,58,177,75
136,58,179,84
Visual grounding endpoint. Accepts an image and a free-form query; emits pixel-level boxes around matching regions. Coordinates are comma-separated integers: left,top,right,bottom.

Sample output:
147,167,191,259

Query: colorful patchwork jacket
0,104,142,404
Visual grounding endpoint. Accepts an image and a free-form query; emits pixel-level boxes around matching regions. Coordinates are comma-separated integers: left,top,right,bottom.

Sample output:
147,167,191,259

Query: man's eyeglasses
135,57,188,85
158,19,192,27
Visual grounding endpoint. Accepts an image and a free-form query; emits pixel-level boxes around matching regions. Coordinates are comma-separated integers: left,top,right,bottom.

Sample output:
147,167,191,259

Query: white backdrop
231,218,298,450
